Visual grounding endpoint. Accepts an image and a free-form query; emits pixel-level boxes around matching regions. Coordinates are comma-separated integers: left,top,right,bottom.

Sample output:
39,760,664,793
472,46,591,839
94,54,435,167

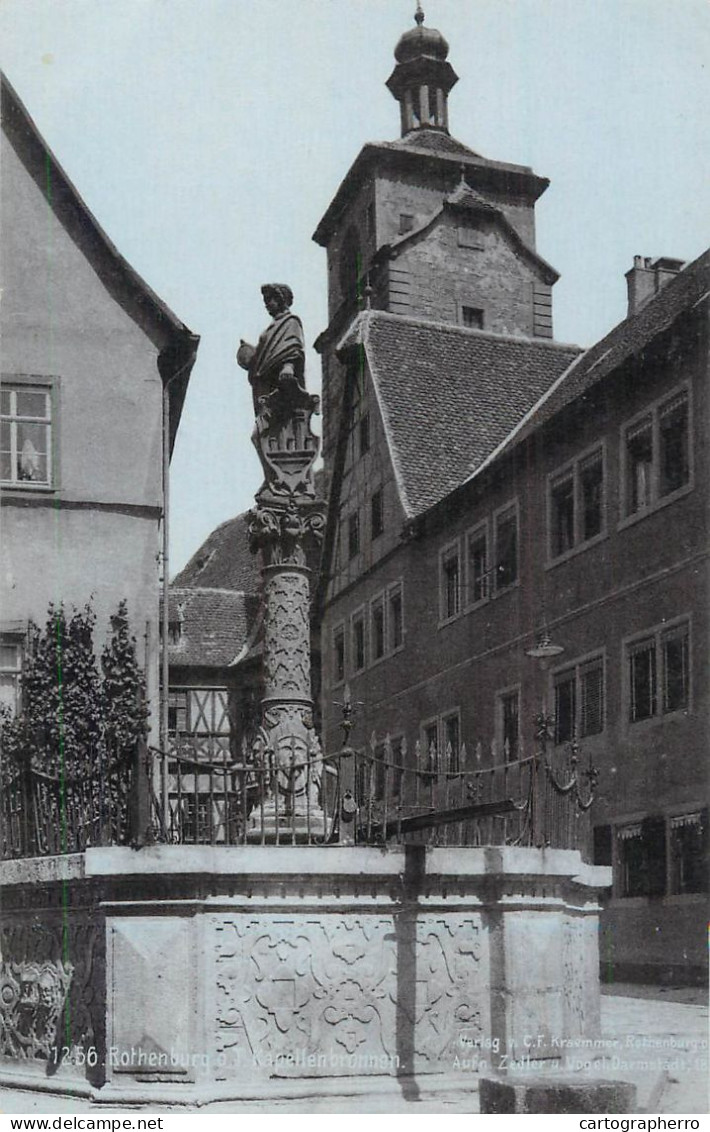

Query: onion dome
386,5,458,136
394,6,450,63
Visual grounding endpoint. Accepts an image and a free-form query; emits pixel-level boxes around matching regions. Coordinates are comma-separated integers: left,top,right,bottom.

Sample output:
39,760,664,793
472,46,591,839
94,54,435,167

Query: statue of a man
237,283,307,413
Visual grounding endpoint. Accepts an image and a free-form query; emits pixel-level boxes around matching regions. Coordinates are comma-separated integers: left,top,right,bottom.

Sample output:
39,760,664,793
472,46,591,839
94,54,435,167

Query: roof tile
344,312,579,516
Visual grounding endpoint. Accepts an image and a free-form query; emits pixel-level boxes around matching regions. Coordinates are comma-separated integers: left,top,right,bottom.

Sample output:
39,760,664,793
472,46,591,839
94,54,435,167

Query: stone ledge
0,844,611,890
480,1075,637,1114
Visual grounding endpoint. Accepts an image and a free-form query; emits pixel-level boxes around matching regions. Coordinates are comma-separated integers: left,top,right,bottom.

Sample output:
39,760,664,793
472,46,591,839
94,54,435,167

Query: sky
1,0,709,575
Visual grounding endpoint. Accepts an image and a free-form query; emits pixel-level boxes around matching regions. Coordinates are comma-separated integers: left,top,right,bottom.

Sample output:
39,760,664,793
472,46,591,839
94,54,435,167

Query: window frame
619,383,693,529
549,650,606,744
460,305,485,330
441,709,462,774
496,684,521,763
546,442,606,566
332,621,346,688
0,374,59,492
370,591,386,666
438,538,462,625
0,633,24,716
492,499,519,595
464,518,490,610
420,709,462,775
387,580,404,654
350,605,367,675
623,617,691,728
371,486,384,541
347,510,360,560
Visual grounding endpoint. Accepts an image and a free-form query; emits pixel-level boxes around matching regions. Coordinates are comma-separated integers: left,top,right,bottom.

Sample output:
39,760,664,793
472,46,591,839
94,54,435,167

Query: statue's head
261,283,293,316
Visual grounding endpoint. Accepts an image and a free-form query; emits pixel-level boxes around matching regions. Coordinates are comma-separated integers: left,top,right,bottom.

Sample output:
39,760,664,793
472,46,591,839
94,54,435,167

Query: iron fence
1,725,597,858
0,747,132,859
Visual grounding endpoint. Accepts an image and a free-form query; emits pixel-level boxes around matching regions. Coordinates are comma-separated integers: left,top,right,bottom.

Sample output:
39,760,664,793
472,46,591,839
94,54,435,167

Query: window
669,811,707,895
168,689,188,736
629,638,656,722
373,742,387,801
422,712,462,774
618,817,667,898
440,541,461,622
550,476,575,557
182,796,211,843
659,394,690,496
389,735,405,798
399,213,414,235
333,625,345,685
625,418,653,515
580,454,604,541
498,688,520,762
554,671,576,744
352,609,366,673
371,596,385,662
359,413,370,456
627,621,689,724
580,659,604,736
622,387,690,519
494,505,518,591
552,655,605,743
443,712,461,773
461,306,484,329
347,512,360,559
548,447,604,561
0,384,52,487
388,582,404,652
0,640,22,715
466,523,489,606
457,227,484,250
663,624,689,713
423,720,439,772
371,488,384,540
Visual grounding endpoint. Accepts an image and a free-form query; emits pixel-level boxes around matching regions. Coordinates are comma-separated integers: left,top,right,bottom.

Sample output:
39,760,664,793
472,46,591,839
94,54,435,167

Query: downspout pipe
158,338,199,752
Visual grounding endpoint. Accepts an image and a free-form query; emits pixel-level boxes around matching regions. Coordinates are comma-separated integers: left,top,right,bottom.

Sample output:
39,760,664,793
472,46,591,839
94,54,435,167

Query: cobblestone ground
1,986,707,1115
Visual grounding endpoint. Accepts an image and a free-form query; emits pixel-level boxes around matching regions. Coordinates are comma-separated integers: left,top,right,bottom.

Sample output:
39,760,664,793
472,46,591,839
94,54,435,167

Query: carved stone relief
262,570,311,704
0,916,103,1070
213,912,483,1078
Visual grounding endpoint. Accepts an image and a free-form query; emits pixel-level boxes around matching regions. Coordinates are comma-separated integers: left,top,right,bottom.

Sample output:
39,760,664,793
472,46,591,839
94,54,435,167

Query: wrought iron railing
1,723,598,858
0,746,133,859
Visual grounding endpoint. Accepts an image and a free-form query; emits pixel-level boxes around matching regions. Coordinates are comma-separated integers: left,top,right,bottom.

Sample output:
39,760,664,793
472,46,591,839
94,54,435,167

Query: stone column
237,284,326,840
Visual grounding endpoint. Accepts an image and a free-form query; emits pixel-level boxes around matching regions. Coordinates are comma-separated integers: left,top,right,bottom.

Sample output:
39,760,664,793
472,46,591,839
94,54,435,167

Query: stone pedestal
0,845,610,1105
480,1076,637,1114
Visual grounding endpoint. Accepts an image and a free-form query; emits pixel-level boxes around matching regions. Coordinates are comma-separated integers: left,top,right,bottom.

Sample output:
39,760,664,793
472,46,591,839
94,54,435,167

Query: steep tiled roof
174,467,325,592
1,72,199,453
173,512,261,592
507,248,710,448
166,587,260,669
339,312,580,517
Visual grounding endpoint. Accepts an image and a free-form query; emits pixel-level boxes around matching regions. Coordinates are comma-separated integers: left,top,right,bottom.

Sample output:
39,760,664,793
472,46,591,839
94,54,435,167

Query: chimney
625,256,685,317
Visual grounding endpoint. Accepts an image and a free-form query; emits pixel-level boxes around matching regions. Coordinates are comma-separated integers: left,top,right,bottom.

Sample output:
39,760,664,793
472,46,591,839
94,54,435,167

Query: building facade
315,15,708,983
0,74,199,743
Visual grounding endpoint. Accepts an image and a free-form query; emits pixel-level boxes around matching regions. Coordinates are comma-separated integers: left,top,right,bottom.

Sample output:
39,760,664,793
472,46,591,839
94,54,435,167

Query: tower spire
386,6,458,136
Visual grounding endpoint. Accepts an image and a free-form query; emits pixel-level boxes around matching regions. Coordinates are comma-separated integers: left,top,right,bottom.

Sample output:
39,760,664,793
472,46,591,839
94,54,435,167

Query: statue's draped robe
248,312,305,409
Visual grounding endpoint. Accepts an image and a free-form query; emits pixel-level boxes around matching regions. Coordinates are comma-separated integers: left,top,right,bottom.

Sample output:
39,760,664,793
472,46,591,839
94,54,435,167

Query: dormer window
399,213,414,235
461,306,484,330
